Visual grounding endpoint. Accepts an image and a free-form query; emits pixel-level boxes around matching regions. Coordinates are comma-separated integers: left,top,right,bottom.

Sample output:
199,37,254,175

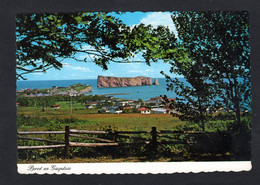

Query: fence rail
69,142,118,147
17,131,65,135
70,129,108,134
18,145,65,150
18,126,220,158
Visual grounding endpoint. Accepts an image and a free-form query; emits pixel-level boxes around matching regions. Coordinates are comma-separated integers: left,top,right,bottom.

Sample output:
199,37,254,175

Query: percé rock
153,78,159,85
79,86,93,94
97,76,152,88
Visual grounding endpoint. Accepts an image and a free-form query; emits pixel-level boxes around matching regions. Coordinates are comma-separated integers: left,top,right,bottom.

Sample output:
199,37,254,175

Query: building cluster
17,88,235,114
85,96,178,115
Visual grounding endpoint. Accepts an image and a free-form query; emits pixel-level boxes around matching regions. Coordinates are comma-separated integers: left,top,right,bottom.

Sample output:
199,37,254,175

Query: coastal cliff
97,76,152,88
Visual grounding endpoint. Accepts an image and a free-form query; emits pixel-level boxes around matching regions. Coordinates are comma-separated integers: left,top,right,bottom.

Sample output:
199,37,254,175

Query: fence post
65,126,70,159
151,127,158,154
113,131,118,143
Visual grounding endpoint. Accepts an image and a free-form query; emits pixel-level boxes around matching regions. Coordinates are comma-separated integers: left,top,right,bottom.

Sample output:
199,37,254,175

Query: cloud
145,69,154,72
102,72,115,76
72,66,92,72
139,12,178,36
123,62,141,68
117,62,142,72
64,65,92,72
128,68,154,73
123,63,141,65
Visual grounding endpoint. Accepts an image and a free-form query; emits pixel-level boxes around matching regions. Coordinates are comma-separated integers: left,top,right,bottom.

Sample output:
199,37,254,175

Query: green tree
132,11,250,132
16,12,134,79
127,18,210,130
161,70,217,131
170,11,250,129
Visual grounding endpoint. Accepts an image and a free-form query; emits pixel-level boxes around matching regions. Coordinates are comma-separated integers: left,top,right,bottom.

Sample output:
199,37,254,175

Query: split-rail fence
17,126,226,158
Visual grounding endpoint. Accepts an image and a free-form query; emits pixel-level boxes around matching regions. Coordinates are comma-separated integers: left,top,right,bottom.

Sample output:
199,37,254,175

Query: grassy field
17,105,186,131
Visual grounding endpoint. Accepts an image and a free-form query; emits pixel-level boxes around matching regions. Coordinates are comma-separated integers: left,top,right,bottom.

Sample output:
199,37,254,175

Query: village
16,86,178,115
16,84,233,115
83,95,178,115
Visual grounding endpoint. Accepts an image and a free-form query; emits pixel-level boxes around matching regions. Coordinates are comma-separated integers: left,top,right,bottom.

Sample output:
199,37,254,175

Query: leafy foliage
16,12,136,79
16,96,56,107
158,11,250,131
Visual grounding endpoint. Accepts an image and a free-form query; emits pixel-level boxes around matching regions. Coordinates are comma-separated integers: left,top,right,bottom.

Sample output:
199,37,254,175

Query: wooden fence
17,126,225,158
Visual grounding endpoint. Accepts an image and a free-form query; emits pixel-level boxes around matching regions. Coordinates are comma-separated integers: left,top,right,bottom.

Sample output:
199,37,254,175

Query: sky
20,12,180,81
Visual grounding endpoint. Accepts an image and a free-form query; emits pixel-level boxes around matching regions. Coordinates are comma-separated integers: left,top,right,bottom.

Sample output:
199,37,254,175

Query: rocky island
97,76,153,88
153,78,159,85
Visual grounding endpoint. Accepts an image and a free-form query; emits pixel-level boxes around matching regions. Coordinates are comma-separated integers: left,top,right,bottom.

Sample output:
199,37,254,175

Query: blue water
16,78,178,101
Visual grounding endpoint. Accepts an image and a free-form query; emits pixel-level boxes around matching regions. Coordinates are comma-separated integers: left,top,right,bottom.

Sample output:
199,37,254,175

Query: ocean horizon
16,78,183,101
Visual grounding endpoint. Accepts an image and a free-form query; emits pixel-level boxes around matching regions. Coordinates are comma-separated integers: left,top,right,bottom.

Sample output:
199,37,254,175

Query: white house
138,107,151,114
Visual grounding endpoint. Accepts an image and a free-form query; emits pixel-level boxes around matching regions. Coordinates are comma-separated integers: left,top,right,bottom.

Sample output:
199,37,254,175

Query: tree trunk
234,100,241,126
198,95,205,131
233,77,241,126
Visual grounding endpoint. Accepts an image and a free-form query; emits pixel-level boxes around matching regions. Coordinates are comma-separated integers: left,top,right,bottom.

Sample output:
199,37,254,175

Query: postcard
16,11,252,174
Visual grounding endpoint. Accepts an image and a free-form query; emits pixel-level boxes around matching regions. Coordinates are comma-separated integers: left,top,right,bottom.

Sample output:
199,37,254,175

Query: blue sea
16,78,179,101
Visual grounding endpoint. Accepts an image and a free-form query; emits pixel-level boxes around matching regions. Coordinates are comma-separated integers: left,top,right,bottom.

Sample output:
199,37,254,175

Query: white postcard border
18,161,251,174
